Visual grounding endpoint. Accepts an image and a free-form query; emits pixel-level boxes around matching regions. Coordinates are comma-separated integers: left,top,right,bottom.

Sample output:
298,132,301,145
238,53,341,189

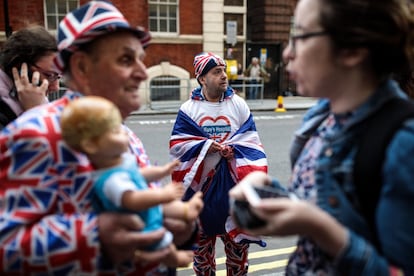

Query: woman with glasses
230,0,414,275
0,24,60,130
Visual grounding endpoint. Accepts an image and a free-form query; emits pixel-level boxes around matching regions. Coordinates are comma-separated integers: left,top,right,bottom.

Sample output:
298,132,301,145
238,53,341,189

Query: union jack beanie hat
193,52,226,79
55,0,151,72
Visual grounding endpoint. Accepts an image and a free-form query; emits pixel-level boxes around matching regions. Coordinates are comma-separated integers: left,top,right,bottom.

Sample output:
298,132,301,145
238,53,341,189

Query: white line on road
127,115,298,125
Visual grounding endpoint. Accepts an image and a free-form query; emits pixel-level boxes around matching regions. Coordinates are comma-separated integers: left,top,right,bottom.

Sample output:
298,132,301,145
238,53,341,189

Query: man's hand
164,216,198,246
207,141,223,154
98,212,170,266
220,145,234,160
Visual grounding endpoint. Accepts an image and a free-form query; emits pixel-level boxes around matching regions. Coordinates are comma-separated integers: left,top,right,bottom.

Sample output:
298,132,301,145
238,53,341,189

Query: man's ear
338,48,369,67
70,51,91,79
199,75,206,86
80,138,99,155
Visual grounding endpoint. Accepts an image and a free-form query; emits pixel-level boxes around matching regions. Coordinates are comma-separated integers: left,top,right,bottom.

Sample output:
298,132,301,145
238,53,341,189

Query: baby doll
60,96,203,267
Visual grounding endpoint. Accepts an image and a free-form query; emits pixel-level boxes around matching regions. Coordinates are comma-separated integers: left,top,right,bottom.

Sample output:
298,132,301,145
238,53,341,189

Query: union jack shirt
0,91,157,275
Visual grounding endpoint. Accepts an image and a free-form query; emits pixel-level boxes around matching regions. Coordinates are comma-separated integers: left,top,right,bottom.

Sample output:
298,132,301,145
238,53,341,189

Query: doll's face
93,124,129,158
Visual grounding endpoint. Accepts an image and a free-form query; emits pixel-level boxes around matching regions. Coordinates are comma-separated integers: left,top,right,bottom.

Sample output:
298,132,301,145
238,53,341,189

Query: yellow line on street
216,246,296,265
177,246,296,272
216,259,289,275
247,246,296,260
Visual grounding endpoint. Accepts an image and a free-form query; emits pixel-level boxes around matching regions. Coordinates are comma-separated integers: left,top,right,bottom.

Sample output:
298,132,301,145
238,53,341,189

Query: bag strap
353,97,414,251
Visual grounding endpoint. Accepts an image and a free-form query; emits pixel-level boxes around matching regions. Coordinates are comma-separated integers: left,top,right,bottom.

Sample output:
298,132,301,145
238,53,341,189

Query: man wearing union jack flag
0,1,198,275
169,52,268,276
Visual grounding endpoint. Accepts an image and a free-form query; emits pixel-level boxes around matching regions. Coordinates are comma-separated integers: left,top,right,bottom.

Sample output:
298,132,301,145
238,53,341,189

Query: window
224,0,244,6
150,76,181,101
44,0,79,30
149,0,178,33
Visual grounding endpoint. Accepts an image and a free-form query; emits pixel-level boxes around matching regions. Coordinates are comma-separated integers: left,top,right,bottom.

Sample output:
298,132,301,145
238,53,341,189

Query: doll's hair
61,96,122,152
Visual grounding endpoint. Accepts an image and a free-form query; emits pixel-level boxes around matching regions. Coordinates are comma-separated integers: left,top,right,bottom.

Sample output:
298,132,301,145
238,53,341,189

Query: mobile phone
9,87,18,99
231,181,297,229
241,181,296,207
231,199,267,229
19,68,40,86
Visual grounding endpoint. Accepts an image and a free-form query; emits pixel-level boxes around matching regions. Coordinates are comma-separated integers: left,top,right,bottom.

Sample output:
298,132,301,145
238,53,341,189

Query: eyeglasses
289,31,329,55
31,64,62,83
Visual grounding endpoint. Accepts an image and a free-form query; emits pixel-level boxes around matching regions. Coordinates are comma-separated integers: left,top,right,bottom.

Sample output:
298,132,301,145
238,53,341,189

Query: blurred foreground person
230,0,414,275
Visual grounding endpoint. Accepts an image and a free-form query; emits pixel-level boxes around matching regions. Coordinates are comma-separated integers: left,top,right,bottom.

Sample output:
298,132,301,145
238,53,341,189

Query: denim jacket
289,79,414,275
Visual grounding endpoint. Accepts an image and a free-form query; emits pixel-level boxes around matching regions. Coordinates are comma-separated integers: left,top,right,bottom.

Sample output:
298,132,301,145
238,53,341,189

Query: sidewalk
133,96,318,115
246,96,317,112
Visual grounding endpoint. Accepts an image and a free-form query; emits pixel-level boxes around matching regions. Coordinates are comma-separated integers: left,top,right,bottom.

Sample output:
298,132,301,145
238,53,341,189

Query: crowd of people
0,0,414,275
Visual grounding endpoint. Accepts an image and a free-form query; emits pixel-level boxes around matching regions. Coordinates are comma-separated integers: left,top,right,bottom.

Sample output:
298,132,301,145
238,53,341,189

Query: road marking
246,246,296,259
177,246,296,274
127,119,176,125
127,115,298,125
254,115,296,120
247,259,289,272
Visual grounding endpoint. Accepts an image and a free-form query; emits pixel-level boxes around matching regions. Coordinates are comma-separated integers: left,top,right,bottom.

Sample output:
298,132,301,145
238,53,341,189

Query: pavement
132,96,318,115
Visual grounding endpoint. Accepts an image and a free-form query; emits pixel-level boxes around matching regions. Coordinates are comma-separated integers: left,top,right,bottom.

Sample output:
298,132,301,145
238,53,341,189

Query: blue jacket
289,79,414,275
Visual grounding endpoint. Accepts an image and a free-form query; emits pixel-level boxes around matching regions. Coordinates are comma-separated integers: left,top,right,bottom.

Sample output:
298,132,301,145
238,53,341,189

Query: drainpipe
4,0,12,38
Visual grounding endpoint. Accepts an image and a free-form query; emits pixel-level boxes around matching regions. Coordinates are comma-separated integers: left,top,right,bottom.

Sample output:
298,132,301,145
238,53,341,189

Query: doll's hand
183,191,204,221
163,159,181,175
163,181,185,201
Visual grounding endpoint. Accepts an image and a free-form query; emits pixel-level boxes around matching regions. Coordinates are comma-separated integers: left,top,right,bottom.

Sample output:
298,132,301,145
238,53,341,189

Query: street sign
226,20,237,46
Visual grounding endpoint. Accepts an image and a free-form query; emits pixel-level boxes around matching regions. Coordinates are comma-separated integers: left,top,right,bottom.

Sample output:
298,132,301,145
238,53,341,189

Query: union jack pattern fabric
0,91,159,275
169,87,268,243
55,0,151,71
193,52,226,79
193,232,249,276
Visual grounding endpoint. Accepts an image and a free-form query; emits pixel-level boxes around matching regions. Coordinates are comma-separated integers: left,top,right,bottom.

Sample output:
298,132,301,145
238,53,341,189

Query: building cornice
150,34,203,44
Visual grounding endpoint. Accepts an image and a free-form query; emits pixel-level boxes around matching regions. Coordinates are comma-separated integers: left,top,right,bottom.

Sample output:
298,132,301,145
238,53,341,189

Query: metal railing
47,77,267,111
229,77,265,104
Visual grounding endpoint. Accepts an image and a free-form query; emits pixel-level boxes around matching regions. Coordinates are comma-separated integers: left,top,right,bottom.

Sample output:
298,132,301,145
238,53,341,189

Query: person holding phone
229,0,414,275
0,24,60,130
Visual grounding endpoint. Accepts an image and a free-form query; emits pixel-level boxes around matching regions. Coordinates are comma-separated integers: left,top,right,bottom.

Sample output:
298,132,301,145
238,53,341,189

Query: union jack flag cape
170,89,268,246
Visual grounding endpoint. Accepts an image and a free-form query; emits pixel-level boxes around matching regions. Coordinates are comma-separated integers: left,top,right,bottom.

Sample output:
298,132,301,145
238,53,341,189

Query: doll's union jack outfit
0,91,159,275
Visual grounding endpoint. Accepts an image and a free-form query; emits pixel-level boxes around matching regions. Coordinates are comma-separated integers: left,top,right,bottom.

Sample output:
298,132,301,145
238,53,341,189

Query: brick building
0,0,297,107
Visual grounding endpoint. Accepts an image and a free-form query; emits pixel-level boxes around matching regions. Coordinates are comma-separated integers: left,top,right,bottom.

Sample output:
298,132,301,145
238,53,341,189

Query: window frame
148,0,179,35
44,0,79,31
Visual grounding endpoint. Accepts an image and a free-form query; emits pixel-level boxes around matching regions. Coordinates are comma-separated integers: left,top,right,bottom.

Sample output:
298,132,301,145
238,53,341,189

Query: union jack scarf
170,87,268,246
